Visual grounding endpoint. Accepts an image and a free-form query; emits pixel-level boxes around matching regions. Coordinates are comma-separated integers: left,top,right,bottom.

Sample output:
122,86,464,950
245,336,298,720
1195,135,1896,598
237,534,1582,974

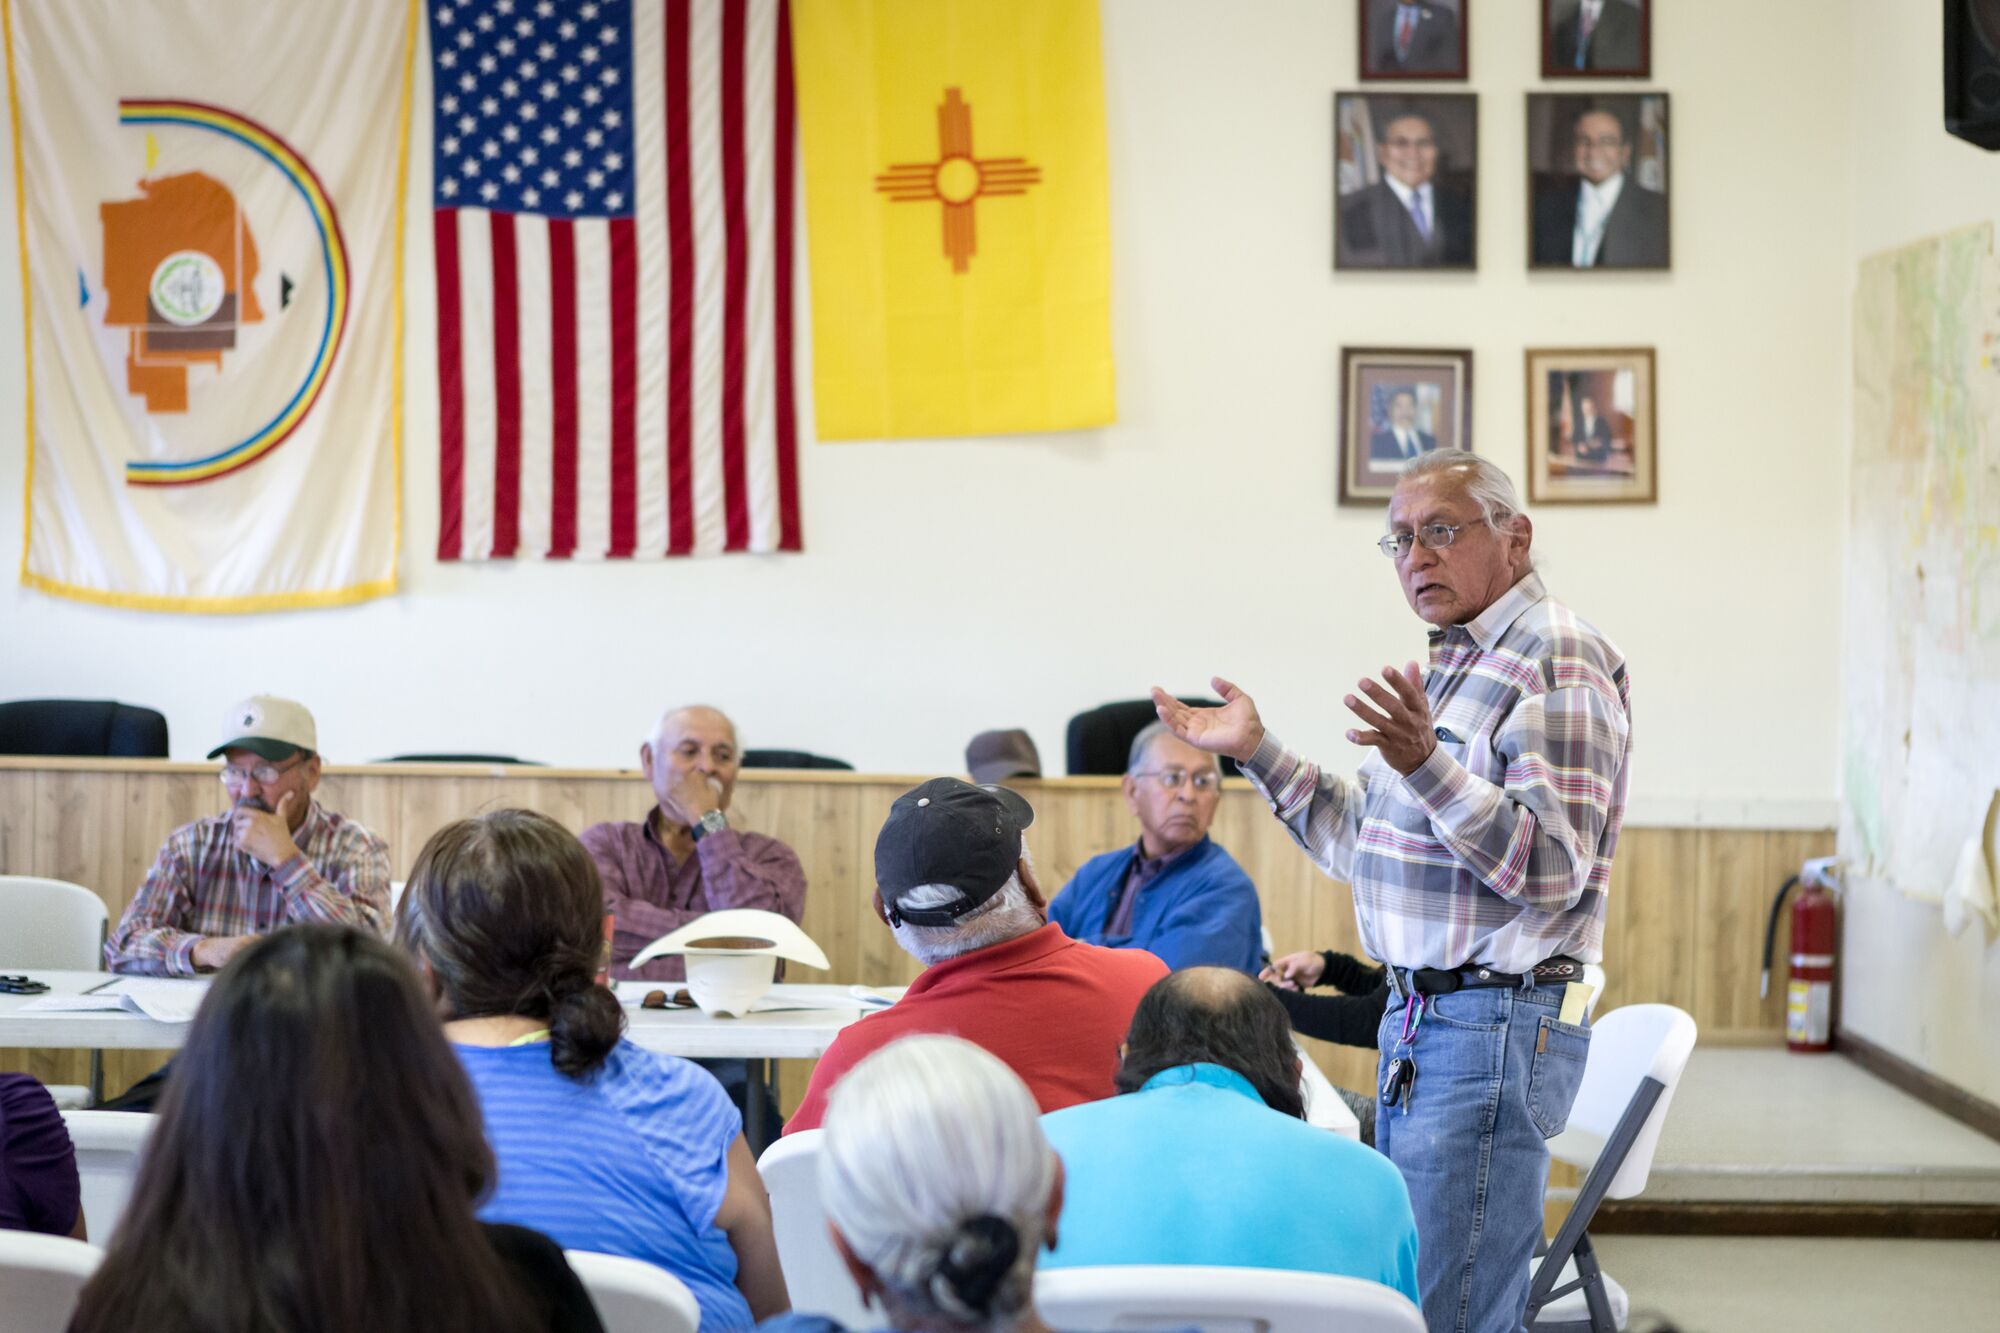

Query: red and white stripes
433,0,800,561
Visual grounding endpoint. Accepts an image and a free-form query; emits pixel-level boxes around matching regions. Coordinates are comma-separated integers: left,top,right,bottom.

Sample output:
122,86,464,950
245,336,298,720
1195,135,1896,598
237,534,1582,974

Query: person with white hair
783,780,1164,1135
1153,452,1631,1333
758,1035,1069,1333
580,704,806,983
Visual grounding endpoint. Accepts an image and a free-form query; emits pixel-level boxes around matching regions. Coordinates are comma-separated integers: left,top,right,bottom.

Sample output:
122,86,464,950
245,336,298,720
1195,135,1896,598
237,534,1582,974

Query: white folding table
0,972,872,1055
1,971,1359,1140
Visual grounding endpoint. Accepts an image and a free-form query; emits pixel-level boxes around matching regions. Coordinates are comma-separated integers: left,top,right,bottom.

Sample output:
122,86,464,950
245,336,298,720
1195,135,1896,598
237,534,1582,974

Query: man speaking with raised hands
1151,452,1631,1333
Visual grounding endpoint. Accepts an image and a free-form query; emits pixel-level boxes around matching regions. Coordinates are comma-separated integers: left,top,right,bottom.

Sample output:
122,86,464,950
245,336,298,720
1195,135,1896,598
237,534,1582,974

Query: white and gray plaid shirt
1243,573,1630,973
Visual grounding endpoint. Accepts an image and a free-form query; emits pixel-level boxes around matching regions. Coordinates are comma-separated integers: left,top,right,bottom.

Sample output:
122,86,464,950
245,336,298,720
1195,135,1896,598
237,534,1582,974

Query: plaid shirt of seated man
104,694,390,977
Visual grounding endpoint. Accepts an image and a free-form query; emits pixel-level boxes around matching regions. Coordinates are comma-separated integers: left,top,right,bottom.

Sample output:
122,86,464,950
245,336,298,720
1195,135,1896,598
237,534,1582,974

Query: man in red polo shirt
786,779,1166,1134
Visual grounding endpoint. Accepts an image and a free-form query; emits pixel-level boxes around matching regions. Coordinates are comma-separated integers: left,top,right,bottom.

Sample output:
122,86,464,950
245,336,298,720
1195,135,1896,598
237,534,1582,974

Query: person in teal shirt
1040,968,1420,1305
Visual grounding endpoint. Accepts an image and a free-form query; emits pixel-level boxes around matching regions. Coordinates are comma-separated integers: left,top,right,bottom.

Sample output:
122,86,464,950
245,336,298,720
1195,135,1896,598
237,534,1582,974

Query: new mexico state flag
792,0,1115,440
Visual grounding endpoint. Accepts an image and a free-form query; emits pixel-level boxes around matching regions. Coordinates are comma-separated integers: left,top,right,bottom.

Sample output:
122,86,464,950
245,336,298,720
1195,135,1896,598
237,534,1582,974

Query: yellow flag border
5,0,416,614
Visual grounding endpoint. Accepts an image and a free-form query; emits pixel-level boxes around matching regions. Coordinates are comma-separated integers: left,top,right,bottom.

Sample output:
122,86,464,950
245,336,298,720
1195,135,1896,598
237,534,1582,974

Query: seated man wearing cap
785,779,1166,1134
1049,722,1263,973
581,705,805,981
105,694,390,977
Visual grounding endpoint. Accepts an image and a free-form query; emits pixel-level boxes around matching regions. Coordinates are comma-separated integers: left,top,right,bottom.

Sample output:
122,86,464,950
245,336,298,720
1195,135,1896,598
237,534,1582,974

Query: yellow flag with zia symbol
792,0,1114,440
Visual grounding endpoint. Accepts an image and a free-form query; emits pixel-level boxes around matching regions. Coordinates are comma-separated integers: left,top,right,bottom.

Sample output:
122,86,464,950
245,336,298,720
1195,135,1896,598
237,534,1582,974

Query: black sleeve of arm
1271,980,1391,1049
1319,951,1389,997
482,1222,608,1333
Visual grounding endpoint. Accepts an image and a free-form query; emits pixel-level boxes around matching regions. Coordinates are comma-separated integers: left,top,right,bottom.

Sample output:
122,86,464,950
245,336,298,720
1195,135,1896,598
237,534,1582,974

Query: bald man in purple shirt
580,705,807,982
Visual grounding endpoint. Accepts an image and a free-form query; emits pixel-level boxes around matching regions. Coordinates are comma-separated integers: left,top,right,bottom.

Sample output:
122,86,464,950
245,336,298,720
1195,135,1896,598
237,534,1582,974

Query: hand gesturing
1343,662,1437,776
1150,677,1266,765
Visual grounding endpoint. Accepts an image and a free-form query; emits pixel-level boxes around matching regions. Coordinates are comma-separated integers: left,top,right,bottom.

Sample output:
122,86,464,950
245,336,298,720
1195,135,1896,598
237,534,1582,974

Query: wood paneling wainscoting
0,759,1831,1110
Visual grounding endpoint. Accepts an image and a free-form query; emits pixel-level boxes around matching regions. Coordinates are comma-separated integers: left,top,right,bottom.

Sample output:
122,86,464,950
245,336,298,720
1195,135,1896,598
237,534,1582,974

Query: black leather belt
1407,956,1584,996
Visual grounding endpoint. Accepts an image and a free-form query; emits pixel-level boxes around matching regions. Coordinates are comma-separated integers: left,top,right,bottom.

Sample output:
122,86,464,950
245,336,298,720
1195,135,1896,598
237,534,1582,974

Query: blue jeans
1376,978,1591,1333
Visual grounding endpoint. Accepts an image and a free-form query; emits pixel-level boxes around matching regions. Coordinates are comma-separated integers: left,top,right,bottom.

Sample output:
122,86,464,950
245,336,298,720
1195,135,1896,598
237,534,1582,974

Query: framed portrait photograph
1524,347,1655,503
1541,0,1650,79
1359,1,1468,81
1527,94,1669,270
1339,347,1474,505
1334,93,1478,271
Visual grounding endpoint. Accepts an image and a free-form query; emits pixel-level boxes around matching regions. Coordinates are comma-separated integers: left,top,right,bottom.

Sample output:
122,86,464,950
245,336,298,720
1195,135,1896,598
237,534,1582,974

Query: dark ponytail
927,1215,1024,1322
398,809,626,1079
547,974,623,1077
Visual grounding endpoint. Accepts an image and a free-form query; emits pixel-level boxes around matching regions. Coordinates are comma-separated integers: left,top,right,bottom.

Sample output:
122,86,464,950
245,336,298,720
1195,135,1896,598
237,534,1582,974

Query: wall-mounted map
1845,223,2000,905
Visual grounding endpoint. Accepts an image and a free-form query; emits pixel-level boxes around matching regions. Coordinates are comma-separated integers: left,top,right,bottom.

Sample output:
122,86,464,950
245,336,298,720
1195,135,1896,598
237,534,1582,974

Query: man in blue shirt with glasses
1050,722,1263,973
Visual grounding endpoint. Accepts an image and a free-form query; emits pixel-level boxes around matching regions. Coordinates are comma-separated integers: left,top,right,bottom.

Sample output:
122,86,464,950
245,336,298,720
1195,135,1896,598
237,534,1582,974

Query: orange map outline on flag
100,170,264,415
109,99,350,488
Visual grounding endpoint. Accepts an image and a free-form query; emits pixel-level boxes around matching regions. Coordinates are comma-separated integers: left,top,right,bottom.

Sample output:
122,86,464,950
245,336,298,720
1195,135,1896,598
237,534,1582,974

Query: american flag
429,0,799,560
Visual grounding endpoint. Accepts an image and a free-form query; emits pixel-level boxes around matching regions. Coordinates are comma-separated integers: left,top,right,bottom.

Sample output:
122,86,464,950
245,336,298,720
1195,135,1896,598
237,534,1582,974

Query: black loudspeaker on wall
1946,0,2000,148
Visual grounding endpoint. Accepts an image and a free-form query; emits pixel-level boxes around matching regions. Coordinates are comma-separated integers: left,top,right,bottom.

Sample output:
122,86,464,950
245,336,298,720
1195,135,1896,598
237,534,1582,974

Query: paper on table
613,983,895,1015
18,995,127,1013
747,985,903,1012
109,978,209,1023
17,977,209,1023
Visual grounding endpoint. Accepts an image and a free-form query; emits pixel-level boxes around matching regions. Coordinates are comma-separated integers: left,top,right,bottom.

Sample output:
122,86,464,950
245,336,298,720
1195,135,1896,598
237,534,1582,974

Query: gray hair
1398,451,1526,526
820,1035,1057,1331
644,704,737,752
1397,452,1536,569
1126,720,1219,776
890,843,1043,967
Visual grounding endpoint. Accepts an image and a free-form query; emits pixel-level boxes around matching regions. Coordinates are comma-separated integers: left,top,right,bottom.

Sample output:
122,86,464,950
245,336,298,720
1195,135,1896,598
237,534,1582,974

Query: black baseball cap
876,778,1035,928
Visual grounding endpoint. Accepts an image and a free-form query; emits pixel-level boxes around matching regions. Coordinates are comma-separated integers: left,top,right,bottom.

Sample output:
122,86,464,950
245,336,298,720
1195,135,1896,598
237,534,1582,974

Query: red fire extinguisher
1761,858,1839,1053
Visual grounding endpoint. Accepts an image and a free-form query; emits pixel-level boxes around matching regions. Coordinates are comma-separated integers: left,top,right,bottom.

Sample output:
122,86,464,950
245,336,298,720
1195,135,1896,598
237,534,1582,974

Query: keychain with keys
1380,1054,1417,1109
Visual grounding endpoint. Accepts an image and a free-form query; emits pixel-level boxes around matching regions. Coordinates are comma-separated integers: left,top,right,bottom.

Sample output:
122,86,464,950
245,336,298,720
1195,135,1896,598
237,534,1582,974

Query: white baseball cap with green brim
207,694,318,762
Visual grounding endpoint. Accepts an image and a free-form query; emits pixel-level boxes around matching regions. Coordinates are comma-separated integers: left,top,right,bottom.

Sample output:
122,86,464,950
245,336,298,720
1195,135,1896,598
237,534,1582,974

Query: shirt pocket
1431,723,1498,784
1527,1014,1592,1138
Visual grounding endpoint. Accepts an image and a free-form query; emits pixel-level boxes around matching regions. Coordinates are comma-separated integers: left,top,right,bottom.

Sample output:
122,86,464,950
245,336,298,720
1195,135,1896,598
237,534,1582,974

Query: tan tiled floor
1595,1235,2000,1332
1641,1049,2000,1203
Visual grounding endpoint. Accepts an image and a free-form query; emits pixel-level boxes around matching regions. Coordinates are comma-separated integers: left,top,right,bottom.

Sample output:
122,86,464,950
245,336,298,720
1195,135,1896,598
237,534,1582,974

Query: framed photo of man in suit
1334,93,1478,271
1339,347,1474,505
1542,0,1649,79
1359,0,1468,81
1527,93,1669,271
1525,347,1656,503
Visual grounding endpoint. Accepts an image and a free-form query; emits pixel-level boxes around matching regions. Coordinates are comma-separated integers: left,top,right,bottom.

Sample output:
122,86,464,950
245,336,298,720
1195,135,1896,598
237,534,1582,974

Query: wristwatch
691,809,729,842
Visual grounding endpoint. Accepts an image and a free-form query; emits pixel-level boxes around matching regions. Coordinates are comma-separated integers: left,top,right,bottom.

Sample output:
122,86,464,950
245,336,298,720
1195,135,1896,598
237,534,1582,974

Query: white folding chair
0,1231,103,1333
756,1129,871,1329
0,875,110,1106
1528,1003,1698,1333
562,1250,700,1333
1036,1265,1427,1333
59,1110,156,1246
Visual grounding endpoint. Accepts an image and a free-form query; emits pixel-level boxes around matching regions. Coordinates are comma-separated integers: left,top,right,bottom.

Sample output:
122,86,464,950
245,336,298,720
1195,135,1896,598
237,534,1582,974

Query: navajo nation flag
9,0,412,610
792,0,1114,439
429,0,799,560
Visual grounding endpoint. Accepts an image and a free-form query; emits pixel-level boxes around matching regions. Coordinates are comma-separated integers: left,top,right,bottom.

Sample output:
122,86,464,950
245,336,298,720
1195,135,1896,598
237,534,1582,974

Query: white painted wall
0,2,1849,829
1843,0,2000,1107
